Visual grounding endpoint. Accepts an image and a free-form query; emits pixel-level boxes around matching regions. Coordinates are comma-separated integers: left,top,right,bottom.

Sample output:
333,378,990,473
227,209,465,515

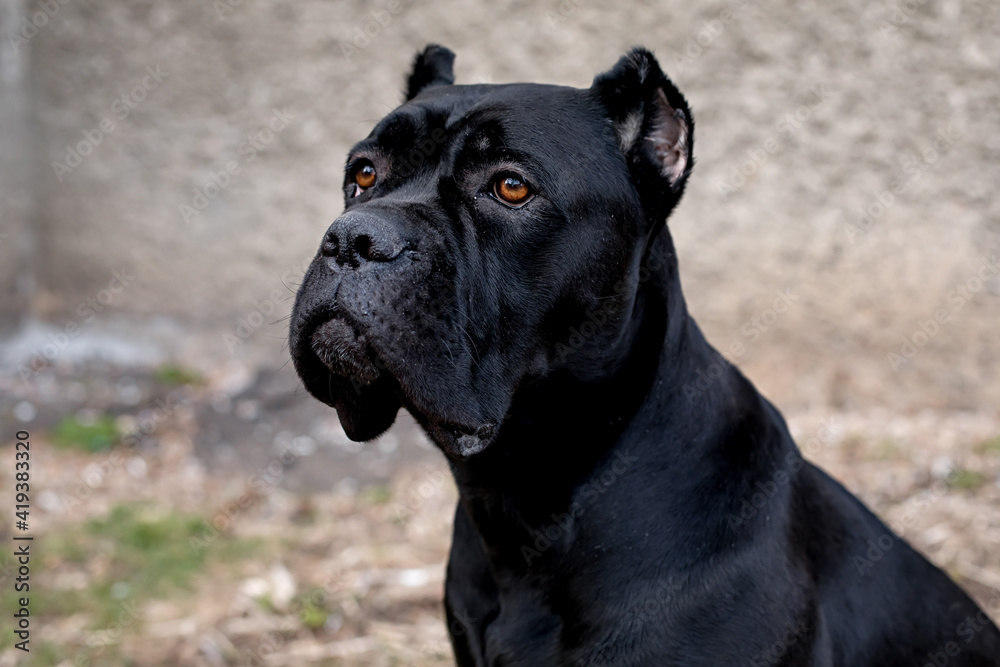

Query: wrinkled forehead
345,83,637,206
351,83,619,173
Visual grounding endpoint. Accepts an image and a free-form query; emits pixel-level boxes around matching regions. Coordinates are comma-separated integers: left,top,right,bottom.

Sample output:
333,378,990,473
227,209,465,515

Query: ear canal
405,44,456,102
591,47,694,191
648,89,691,189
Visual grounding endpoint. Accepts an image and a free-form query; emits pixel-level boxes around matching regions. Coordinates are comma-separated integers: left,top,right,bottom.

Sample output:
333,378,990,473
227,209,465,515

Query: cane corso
290,44,1000,666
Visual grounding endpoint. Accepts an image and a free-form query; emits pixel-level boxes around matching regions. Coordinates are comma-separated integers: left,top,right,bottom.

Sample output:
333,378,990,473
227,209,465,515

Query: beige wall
3,0,999,410
0,0,37,335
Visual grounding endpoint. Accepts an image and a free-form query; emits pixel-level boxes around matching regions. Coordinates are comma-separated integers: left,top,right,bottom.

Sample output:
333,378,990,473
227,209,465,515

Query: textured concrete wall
7,0,1000,410
0,0,36,335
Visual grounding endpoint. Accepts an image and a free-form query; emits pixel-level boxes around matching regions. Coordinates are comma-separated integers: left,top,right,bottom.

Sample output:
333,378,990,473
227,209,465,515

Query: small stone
398,568,430,588
377,433,399,455
110,581,131,600
292,435,316,457
126,457,148,478
235,399,259,421
268,564,296,610
931,456,954,480
117,380,142,405
13,401,36,422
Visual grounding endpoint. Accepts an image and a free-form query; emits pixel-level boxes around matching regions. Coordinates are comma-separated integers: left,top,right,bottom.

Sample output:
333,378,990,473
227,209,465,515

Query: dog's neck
446,229,784,573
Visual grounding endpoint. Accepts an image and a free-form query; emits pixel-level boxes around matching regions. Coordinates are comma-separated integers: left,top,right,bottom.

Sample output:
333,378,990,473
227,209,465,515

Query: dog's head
290,45,694,459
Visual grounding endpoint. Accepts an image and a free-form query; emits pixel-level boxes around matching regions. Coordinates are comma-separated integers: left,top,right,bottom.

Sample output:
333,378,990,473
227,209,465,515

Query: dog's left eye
349,159,377,196
492,173,534,208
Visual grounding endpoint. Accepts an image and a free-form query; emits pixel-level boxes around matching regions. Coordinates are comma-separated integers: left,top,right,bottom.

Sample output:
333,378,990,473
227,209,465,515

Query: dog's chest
481,599,565,666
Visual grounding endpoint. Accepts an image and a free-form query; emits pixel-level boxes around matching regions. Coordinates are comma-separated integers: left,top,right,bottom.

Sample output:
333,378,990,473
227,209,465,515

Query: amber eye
493,173,533,207
352,160,377,194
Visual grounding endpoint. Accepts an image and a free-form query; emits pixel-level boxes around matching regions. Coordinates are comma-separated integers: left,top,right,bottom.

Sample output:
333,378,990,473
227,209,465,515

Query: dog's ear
405,44,456,101
591,48,694,193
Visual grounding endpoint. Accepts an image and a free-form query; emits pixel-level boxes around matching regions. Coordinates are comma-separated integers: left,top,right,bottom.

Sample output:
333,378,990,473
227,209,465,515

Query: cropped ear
591,48,694,193
405,44,456,101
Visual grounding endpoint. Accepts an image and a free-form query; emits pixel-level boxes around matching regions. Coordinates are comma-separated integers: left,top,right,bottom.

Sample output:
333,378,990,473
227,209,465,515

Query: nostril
321,232,338,258
356,234,374,261
356,233,404,262
321,217,404,266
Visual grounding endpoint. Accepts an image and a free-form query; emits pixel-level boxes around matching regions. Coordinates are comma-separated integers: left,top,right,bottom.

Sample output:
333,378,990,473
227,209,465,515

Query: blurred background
1,0,998,664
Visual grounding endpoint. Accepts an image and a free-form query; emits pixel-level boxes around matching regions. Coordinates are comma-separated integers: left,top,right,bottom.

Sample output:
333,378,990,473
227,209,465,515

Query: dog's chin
297,318,500,458
331,374,401,442
293,319,401,442
302,367,402,442
418,418,498,461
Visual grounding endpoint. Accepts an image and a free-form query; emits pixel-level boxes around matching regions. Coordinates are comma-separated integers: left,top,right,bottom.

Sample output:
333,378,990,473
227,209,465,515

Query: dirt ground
1,361,999,666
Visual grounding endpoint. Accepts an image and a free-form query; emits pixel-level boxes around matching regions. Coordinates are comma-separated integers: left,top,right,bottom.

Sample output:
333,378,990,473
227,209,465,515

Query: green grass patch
153,363,203,386
297,587,332,631
945,468,986,492
871,438,899,461
51,413,120,452
360,483,392,505
254,593,278,614
977,435,1000,454
81,505,259,615
86,505,211,598
2,504,261,665
300,603,330,631
0,639,71,667
41,504,259,624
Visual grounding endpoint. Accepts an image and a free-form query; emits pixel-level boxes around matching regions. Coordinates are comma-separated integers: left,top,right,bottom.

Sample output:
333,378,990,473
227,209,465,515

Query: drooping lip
309,318,381,385
294,311,501,458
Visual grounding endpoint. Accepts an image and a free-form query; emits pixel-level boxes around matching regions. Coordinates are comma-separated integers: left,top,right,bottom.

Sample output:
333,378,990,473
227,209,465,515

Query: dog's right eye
491,172,534,208
349,160,377,196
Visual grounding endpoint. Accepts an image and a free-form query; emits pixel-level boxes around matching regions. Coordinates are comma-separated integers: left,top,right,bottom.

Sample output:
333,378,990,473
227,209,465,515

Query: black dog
290,45,1000,666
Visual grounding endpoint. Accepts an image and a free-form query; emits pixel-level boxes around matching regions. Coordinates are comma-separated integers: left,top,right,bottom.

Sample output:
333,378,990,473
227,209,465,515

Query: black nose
320,213,406,267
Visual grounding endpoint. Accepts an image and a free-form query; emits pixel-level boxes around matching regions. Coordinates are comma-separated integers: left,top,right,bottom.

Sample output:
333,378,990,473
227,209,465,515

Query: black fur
406,43,456,101
290,45,1000,665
